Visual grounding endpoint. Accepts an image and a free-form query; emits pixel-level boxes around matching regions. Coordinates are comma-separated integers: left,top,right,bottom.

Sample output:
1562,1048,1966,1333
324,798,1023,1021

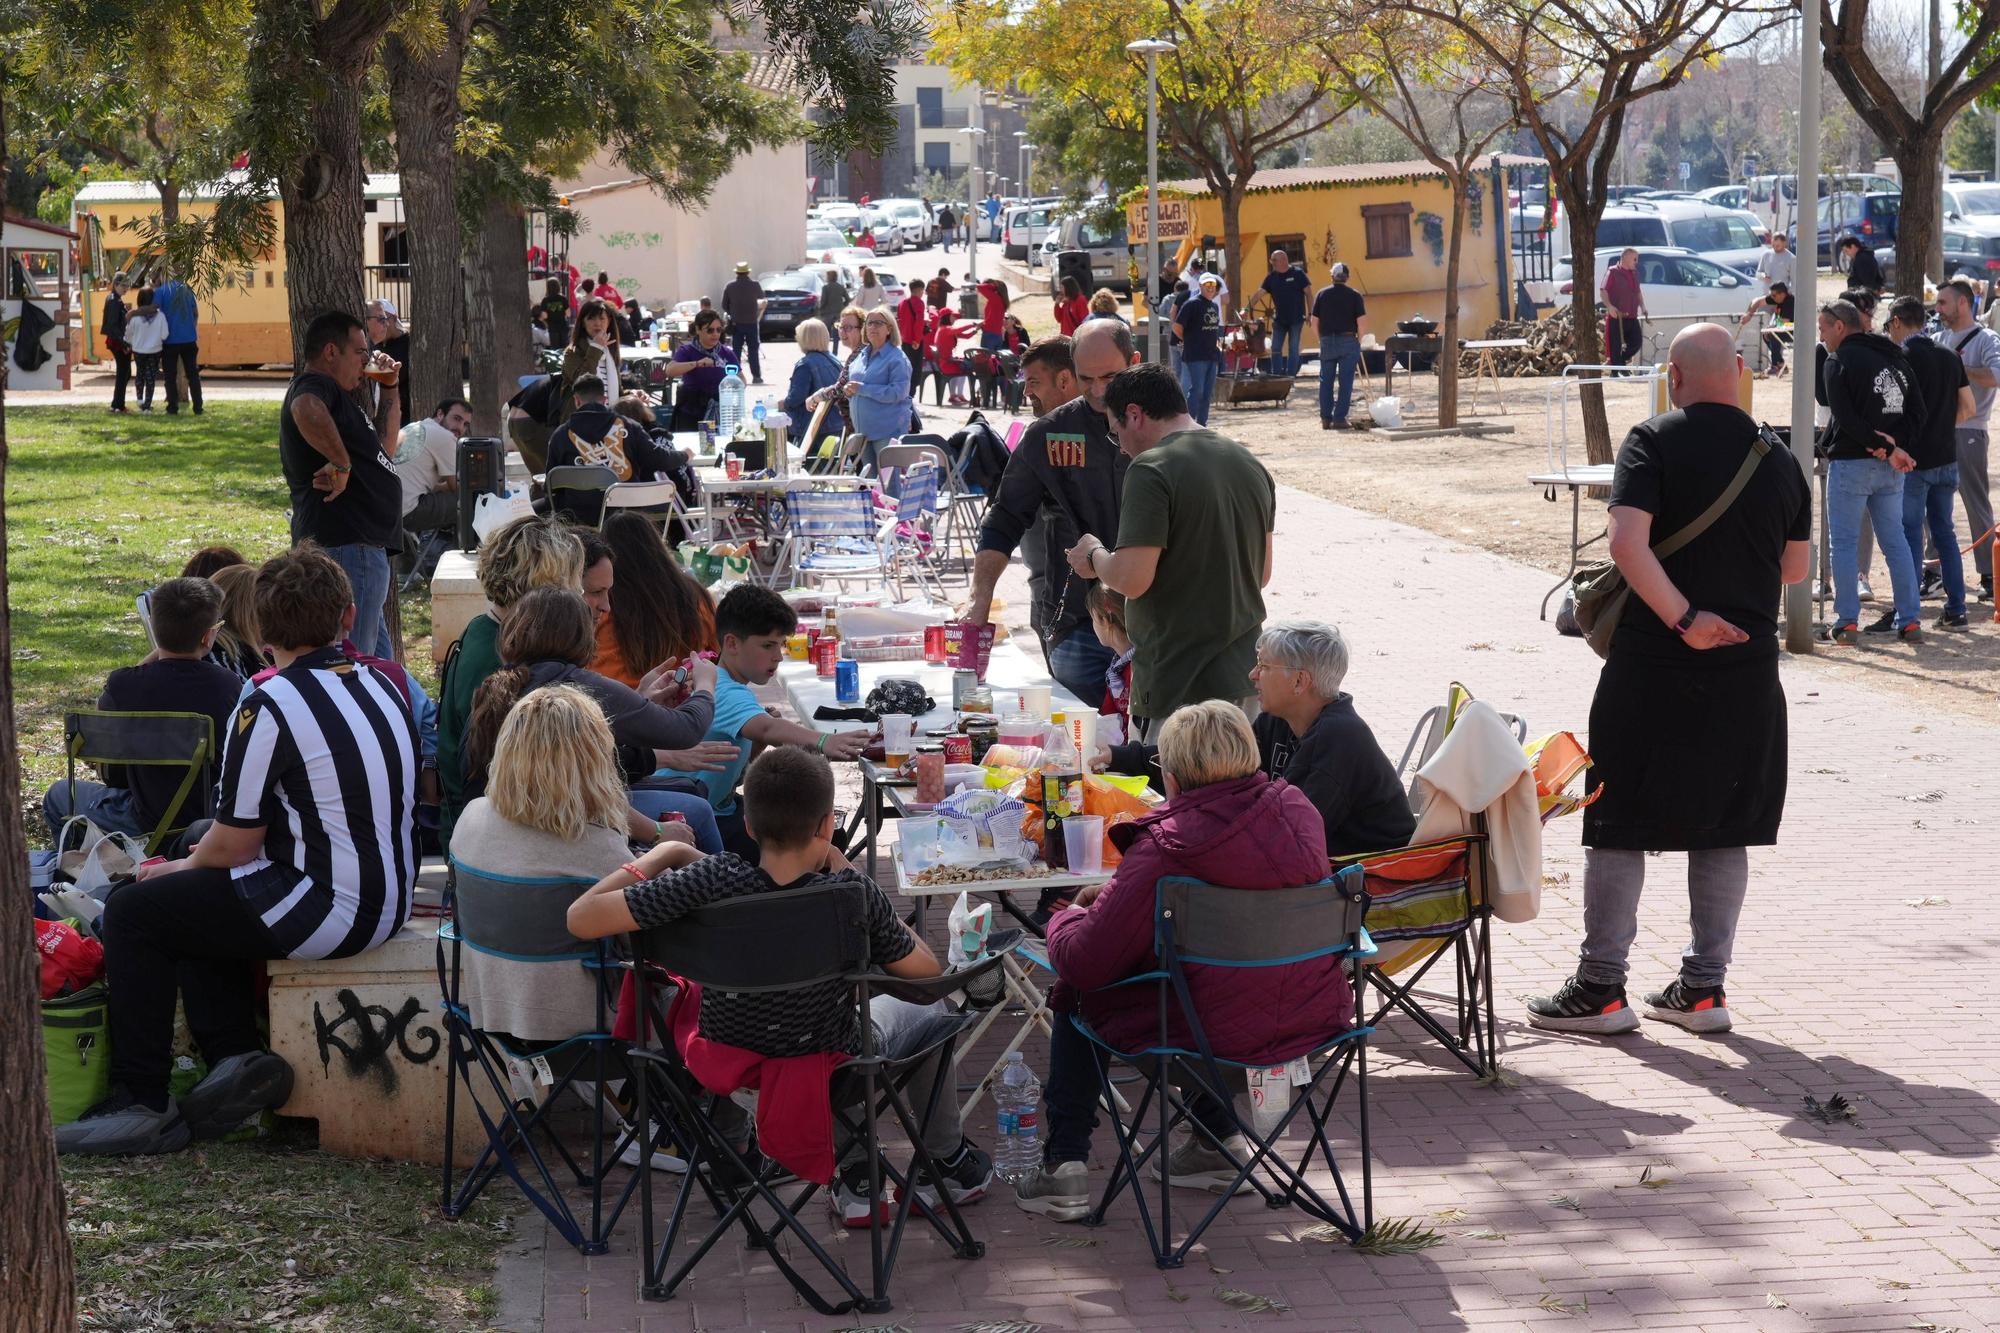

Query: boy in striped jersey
60,545,419,1156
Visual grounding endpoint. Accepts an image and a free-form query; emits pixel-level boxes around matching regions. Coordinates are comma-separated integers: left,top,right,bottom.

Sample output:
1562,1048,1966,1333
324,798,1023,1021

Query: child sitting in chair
568,746,994,1226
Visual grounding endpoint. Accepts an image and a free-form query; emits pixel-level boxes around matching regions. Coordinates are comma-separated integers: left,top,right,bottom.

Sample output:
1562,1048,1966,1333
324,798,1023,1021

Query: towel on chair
1409,699,1542,922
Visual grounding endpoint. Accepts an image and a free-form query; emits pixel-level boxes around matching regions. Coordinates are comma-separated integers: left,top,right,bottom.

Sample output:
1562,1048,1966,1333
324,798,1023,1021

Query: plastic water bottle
751,398,767,433
993,1052,1042,1183
717,363,745,437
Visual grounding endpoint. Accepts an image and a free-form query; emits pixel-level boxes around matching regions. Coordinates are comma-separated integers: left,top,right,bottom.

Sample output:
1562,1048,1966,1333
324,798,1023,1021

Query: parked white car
1002,203,1058,260
1943,181,2000,224
805,223,846,257
1554,247,1757,319
1552,200,1771,278
875,198,935,248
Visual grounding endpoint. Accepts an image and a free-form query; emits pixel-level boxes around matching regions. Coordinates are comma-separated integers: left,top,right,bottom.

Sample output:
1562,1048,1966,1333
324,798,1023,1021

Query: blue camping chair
1054,870,1377,1268
437,860,651,1254
788,487,890,593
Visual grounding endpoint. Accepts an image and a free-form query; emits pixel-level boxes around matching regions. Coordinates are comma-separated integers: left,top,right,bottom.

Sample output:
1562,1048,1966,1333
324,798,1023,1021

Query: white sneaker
616,1118,689,1173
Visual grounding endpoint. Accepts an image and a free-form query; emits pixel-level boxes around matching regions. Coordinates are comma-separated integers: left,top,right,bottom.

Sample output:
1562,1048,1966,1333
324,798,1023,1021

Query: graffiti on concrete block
312,988,441,1093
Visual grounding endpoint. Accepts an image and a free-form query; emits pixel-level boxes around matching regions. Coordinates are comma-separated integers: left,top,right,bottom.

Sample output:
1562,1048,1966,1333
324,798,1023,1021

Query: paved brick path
501,483,2000,1333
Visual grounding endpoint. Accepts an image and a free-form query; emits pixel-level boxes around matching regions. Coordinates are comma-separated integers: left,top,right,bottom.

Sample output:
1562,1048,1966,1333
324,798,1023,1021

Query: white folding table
1527,463,1618,619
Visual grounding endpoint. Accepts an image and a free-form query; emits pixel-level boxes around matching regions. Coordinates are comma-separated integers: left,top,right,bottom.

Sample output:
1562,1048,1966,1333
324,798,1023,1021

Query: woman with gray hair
1249,619,1414,857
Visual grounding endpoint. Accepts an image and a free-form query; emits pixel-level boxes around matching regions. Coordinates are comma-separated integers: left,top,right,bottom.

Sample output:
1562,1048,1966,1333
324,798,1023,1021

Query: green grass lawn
66,1123,509,1332
7,401,434,840
11,404,481,1330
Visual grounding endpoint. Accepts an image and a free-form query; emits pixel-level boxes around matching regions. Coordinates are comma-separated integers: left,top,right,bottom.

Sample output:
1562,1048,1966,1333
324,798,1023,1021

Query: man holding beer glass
279,310,406,657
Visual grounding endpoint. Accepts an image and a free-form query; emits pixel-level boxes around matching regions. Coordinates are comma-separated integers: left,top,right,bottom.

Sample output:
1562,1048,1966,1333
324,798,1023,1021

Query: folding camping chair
626,880,1009,1315
874,463,949,599
62,709,216,856
788,487,892,594
545,464,617,520
599,478,681,533
437,860,645,1254
1068,872,1376,1269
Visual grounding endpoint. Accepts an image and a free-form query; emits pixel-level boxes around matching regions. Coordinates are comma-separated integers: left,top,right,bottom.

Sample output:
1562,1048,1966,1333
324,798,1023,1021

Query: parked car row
752,263,908,341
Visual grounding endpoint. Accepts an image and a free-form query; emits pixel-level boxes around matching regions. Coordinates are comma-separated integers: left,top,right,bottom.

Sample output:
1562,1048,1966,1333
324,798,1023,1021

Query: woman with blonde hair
1012,701,1348,1223
204,563,264,679
438,517,587,839
448,685,638,1040
785,317,842,452
841,306,913,471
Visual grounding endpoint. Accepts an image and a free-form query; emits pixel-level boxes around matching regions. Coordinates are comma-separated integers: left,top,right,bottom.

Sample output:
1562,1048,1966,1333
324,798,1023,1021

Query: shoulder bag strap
1652,434,1772,561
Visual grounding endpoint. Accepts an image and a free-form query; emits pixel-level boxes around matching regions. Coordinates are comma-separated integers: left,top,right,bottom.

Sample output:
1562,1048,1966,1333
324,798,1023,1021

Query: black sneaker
56,1089,192,1156
831,1159,893,1229
698,1135,794,1192
909,1139,994,1208
1641,979,1731,1033
1897,621,1924,644
178,1051,294,1139
1918,568,1944,599
1525,975,1640,1035
1818,621,1860,645
1980,579,1995,603
1936,611,1971,631
1861,610,1899,634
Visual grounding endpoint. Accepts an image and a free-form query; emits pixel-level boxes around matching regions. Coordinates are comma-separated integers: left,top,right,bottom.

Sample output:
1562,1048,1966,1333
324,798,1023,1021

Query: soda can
943,733,973,765
923,623,946,663
815,637,838,677
951,668,978,709
835,658,860,704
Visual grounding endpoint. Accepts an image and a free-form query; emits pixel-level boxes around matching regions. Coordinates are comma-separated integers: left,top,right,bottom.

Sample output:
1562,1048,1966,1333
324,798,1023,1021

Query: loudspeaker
1056,250,1093,295
455,437,505,551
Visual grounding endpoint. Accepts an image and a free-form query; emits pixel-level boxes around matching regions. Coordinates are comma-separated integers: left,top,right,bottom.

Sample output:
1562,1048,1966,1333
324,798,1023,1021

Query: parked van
1048,210,1132,294
1550,199,1767,277
1002,203,1057,260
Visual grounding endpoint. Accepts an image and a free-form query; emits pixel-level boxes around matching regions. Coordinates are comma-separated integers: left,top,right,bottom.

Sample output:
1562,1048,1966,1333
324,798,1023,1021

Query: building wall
1167,172,1519,348
558,140,808,308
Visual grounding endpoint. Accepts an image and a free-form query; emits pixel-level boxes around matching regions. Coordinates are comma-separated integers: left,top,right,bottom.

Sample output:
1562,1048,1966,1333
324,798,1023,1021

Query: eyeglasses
840,322,862,331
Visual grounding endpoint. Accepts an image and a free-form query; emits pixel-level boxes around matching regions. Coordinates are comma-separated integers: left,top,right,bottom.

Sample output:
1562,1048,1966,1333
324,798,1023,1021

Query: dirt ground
1214,367,2000,728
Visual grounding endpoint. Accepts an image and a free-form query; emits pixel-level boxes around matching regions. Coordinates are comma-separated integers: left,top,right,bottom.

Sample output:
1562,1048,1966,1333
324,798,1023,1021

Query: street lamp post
960,125,986,299
1784,0,1819,654
1127,38,1176,365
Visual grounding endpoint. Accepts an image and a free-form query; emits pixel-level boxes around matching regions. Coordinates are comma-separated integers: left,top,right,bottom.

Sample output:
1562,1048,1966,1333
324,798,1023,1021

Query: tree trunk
1439,175,1467,429
157,180,180,230
462,183,501,438
1218,181,1246,319
1560,163,1613,466
0,84,82,1333
387,4,482,420
1891,129,1946,299
480,195,533,425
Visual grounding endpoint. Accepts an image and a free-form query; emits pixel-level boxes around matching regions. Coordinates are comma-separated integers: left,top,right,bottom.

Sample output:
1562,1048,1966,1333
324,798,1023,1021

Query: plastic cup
1062,816,1106,874
998,712,1045,747
724,456,743,480
1020,684,1053,716
882,713,917,766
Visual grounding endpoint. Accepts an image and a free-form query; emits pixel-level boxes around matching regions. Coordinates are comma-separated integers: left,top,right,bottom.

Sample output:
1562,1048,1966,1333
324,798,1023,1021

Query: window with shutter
1361,203,1413,259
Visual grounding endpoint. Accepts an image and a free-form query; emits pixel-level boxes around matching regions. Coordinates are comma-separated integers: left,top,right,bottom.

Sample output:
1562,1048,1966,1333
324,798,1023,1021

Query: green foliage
1948,107,1996,173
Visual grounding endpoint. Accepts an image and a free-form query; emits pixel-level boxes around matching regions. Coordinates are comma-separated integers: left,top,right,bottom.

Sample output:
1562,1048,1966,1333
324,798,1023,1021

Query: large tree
1821,0,2000,296
1325,14,1516,427
931,0,1346,303
0,62,82,1333
1375,0,1789,463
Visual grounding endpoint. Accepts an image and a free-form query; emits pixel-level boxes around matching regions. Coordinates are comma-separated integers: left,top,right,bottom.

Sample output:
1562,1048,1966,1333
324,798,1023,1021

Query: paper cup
1062,816,1105,874
1020,684,1053,716
1068,711,1097,761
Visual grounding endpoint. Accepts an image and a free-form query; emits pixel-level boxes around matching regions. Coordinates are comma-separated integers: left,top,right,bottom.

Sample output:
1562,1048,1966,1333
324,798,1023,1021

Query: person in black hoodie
1885,296,1974,631
103,273,133,413
1839,236,1885,293
1818,298,1924,643
1248,620,1414,858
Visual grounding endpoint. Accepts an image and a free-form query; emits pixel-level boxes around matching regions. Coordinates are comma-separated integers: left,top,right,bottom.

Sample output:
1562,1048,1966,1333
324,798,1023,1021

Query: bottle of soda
1040,713,1081,871
993,1052,1042,1183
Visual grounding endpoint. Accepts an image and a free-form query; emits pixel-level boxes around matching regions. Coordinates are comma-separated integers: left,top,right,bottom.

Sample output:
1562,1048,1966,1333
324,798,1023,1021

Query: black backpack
949,411,1010,492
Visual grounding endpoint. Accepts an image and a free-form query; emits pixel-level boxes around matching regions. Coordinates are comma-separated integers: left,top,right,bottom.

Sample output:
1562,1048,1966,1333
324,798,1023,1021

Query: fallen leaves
1460,1227,1508,1241
1432,1206,1470,1223
1766,1293,1790,1309
1039,1236,1098,1249
1803,1092,1858,1125
1536,1292,1588,1316
1548,1193,1583,1212
1353,1217,1446,1255
1905,896,1951,908
1213,1285,1290,1314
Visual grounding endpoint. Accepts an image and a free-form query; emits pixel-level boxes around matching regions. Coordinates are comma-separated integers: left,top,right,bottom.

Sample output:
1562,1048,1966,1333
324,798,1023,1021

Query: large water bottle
993,1051,1043,1183
717,363,745,437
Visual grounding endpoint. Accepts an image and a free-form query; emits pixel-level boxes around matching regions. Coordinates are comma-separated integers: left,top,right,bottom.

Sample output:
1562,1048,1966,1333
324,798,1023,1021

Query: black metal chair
626,880,1010,1315
437,859,647,1254
1067,870,1377,1268
61,709,216,856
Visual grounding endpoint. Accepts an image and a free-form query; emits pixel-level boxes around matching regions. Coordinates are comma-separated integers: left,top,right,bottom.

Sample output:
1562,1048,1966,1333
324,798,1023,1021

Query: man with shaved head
1529,321,1810,1040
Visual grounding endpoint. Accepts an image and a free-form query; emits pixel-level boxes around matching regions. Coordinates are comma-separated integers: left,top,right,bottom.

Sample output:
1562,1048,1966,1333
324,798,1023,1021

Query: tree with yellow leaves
930,0,1346,307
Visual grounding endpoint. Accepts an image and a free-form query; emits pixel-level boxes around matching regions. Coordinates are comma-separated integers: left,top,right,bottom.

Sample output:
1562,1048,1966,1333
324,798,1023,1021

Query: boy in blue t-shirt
661,584,871,856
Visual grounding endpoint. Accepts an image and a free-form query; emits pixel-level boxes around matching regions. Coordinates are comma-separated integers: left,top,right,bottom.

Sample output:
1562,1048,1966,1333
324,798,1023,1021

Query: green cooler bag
43,983,111,1125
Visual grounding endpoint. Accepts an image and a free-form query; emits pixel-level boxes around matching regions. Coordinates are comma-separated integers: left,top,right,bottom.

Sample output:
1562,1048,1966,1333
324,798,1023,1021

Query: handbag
55,816,145,901
1569,430,1773,659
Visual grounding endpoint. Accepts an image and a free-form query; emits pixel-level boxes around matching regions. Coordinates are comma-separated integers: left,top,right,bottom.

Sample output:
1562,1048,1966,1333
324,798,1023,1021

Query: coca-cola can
942,733,972,765
924,623,947,663
814,637,838,677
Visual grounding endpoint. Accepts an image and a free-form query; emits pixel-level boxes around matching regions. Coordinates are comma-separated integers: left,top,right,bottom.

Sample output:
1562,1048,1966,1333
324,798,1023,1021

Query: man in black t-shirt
567,747,993,1219
1257,250,1312,378
1528,323,1810,1041
280,309,404,659
1886,296,1974,629
966,327,1135,705
1172,275,1223,425
1737,280,1795,376
44,577,243,844
366,300,412,424
1311,263,1368,429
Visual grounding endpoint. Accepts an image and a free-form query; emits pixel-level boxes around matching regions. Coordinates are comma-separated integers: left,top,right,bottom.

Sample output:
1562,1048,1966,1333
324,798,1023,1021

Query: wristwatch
1673,607,1698,635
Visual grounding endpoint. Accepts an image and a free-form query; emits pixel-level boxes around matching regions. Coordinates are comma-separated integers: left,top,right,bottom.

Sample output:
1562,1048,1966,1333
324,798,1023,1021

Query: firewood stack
1456,305,1579,376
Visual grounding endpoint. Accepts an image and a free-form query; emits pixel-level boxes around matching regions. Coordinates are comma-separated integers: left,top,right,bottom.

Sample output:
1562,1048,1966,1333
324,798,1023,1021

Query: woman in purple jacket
1013,701,1350,1223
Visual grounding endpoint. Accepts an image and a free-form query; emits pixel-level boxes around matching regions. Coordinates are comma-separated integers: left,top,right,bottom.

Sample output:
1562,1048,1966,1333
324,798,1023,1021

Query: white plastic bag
1369,396,1402,429
947,892,993,968
56,817,144,901
471,488,533,545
